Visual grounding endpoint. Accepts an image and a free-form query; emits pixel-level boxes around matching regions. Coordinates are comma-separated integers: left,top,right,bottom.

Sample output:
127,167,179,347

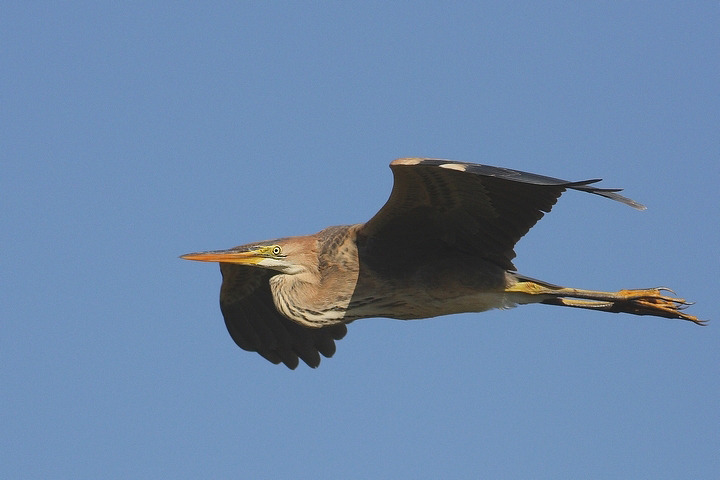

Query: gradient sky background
2,3,718,478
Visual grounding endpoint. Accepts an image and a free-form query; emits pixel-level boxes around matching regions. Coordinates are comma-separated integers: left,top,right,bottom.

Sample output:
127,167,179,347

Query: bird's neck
268,225,363,328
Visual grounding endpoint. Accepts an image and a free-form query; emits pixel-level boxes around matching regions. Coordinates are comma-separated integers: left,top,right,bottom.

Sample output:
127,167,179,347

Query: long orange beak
180,249,263,265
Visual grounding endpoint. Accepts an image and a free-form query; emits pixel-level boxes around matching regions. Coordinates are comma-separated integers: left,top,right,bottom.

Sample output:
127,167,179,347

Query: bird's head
181,237,314,275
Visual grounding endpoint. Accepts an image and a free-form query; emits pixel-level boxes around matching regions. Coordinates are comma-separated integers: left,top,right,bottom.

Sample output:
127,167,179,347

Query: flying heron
182,158,702,369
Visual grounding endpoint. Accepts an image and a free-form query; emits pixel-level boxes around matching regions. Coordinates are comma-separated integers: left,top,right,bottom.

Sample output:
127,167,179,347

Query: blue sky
2,2,718,478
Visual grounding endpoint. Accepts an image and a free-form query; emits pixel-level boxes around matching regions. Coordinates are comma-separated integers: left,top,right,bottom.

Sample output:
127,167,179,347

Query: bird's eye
271,246,282,256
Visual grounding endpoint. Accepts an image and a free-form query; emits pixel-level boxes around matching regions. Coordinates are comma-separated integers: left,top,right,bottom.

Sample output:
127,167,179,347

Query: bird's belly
425,291,520,316
345,289,522,321
345,259,521,321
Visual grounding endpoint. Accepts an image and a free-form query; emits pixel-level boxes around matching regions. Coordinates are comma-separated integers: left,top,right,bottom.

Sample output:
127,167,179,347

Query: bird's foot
605,288,704,325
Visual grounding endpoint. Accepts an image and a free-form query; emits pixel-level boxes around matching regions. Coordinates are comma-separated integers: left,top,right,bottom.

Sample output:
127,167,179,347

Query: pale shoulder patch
391,157,423,166
438,163,467,172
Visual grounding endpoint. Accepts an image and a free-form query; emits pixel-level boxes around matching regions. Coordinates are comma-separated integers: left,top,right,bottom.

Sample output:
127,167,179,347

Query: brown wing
358,158,644,271
219,263,347,369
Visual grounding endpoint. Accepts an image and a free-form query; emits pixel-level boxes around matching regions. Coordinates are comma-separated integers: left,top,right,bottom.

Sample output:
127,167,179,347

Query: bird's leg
505,280,705,325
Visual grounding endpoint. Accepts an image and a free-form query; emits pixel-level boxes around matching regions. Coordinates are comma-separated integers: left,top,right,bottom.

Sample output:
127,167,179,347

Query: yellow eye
271,245,282,256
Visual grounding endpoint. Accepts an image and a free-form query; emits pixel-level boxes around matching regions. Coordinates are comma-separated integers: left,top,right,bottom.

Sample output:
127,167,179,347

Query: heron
182,158,702,369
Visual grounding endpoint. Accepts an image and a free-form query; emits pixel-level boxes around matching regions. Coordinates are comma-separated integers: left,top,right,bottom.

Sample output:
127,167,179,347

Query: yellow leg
506,281,705,325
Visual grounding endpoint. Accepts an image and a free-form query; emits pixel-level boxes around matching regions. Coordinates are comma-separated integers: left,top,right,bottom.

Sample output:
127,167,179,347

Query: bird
182,158,702,369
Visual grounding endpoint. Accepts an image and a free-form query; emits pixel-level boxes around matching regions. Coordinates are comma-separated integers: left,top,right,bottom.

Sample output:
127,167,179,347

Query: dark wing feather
358,158,644,270
219,263,347,369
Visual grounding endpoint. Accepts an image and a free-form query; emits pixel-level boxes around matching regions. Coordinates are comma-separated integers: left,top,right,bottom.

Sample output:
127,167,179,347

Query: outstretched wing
358,158,644,271
219,263,347,369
